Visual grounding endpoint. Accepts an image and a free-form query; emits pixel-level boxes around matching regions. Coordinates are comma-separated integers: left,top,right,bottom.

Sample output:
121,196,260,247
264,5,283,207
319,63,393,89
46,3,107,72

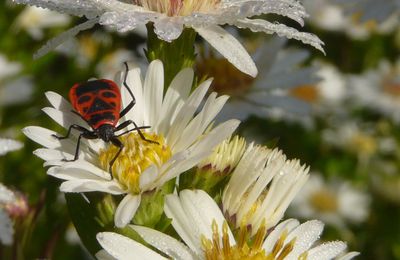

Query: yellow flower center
201,221,298,260
289,85,320,103
98,132,171,194
310,189,338,213
133,0,221,16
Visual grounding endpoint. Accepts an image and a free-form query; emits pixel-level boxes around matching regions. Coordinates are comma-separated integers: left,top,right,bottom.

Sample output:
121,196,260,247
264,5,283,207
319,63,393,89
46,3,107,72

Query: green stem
145,24,197,89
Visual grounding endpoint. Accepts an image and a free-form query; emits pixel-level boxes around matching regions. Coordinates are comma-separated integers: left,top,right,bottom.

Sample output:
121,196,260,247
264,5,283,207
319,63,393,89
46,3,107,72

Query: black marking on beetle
88,112,116,127
102,91,117,98
75,80,113,97
78,95,91,105
87,98,114,114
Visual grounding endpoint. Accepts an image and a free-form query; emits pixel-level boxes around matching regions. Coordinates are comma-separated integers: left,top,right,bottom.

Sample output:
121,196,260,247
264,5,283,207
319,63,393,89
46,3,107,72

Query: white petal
167,79,212,148
155,68,193,134
0,209,13,245
174,93,229,152
285,220,325,259
194,25,257,77
337,252,360,260
23,126,63,149
114,194,141,228
47,166,105,181
0,183,15,204
96,232,166,260
139,165,159,191
0,138,23,156
165,190,234,256
33,148,73,161
60,179,124,195
61,160,112,180
263,219,300,253
34,18,99,59
45,91,72,111
143,60,164,127
41,107,90,134
117,65,145,125
234,18,325,54
131,225,195,260
151,119,239,189
95,249,116,260
307,241,347,260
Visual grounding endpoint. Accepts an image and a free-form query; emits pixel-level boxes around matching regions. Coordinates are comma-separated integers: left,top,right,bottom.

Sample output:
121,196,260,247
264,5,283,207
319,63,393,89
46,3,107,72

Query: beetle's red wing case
69,79,122,129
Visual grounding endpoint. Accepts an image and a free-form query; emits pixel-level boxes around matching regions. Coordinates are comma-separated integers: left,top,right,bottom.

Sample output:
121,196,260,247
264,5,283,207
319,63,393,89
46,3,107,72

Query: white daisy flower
23,60,239,228
96,189,358,260
322,120,379,161
264,59,347,127
0,183,29,246
0,138,23,156
197,37,320,122
0,184,17,246
222,143,310,234
290,174,370,228
348,59,400,124
13,0,324,77
13,6,71,40
303,0,399,39
333,0,400,24
0,53,33,107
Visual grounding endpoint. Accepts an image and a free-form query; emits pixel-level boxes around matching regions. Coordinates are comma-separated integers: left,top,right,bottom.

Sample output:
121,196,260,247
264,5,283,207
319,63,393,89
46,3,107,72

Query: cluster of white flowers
23,60,359,259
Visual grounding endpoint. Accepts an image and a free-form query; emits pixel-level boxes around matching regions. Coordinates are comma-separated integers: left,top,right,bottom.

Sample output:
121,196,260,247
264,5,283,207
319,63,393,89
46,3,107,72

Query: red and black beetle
53,63,155,175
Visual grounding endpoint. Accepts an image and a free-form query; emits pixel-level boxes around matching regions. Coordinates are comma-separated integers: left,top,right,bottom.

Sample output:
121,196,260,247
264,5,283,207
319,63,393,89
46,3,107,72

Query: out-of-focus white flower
204,37,320,122
0,54,33,107
24,60,239,228
96,189,358,260
334,0,400,24
349,59,400,124
371,160,400,205
0,138,23,156
303,0,399,39
13,0,324,77
13,6,71,40
96,49,146,79
290,174,370,228
321,119,398,162
0,138,22,245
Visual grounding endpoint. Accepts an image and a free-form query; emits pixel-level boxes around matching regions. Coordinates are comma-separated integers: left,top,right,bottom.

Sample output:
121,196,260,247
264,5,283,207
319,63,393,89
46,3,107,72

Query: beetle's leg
53,125,97,162
108,137,124,179
52,124,91,140
118,120,158,144
63,130,97,162
119,62,136,118
114,120,150,135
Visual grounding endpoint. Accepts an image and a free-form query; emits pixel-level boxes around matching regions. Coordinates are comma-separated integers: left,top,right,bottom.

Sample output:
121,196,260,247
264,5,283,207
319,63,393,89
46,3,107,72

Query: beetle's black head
96,124,115,142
